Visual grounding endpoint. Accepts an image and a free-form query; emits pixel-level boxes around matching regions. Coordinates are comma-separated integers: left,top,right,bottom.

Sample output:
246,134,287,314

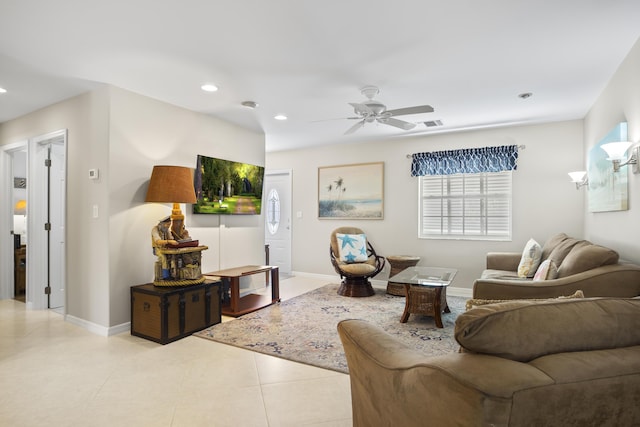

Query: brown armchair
338,298,640,426
330,226,385,297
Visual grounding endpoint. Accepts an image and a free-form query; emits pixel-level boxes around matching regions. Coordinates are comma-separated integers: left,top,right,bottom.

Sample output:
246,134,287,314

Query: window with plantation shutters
418,171,512,240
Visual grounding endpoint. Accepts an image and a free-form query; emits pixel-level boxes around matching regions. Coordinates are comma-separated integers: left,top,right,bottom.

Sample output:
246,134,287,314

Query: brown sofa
338,297,640,427
473,233,640,300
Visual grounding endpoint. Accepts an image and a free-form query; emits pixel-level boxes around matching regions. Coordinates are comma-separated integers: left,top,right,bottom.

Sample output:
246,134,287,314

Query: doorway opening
0,143,28,302
12,150,27,302
1,129,67,311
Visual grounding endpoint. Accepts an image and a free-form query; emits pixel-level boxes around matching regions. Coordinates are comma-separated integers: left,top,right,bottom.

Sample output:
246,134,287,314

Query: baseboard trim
65,314,130,337
109,322,131,336
65,273,471,337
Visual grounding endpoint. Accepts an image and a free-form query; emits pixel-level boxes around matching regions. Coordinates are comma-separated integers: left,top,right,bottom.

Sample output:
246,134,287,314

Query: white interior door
28,130,66,310
264,170,292,275
48,142,66,309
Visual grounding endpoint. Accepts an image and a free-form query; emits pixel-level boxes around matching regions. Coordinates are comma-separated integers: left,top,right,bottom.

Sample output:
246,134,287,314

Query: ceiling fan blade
312,116,361,123
345,119,365,135
386,105,434,116
378,117,416,130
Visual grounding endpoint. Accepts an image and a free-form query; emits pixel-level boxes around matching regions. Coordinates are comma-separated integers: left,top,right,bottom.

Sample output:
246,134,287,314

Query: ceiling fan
343,86,434,135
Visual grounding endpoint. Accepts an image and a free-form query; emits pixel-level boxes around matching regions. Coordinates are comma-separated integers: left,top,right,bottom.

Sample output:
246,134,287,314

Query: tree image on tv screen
193,155,264,215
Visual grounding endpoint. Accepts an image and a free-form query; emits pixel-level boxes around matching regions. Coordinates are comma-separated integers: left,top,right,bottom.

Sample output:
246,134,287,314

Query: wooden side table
204,265,280,317
386,255,421,296
401,283,449,328
389,266,457,328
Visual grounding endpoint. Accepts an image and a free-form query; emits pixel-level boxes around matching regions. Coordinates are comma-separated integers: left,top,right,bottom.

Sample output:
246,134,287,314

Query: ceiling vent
423,120,443,127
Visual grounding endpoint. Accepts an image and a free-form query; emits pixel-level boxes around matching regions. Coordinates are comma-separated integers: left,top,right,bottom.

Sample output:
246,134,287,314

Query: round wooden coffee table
386,255,421,296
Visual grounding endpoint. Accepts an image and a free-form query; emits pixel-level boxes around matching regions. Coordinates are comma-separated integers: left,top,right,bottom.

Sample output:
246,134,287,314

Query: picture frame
318,162,384,219
193,154,265,215
588,122,629,212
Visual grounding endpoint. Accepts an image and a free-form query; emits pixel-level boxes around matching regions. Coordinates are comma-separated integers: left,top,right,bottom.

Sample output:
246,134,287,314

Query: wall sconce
600,141,639,173
568,171,588,189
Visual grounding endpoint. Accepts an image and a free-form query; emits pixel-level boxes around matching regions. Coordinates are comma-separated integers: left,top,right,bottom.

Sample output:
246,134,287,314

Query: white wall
266,120,585,291
12,151,26,206
107,86,265,326
1,86,265,329
1,89,112,325
584,38,640,263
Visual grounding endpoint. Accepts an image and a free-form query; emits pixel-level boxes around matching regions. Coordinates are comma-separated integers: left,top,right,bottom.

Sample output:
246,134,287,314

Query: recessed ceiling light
201,84,218,92
241,101,259,109
274,114,288,121
518,92,533,99
0,87,7,94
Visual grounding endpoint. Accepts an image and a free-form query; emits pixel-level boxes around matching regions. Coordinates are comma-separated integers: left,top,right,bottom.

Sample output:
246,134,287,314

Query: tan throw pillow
517,238,542,278
547,238,588,267
540,233,568,261
533,259,559,281
557,244,619,278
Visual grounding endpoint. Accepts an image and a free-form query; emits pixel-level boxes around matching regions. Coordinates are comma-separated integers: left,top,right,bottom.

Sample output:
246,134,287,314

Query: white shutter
418,171,512,240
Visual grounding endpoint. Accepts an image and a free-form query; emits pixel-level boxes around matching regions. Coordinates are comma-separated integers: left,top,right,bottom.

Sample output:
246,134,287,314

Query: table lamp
145,165,196,239
145,165,207,286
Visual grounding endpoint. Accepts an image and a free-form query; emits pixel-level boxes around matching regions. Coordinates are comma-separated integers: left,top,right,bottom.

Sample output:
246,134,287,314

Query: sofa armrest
337,319,553,427
473,263,640,300
486,252,521,271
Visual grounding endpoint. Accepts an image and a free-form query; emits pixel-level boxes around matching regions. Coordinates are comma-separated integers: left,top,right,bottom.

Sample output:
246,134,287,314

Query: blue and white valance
410,145,519,176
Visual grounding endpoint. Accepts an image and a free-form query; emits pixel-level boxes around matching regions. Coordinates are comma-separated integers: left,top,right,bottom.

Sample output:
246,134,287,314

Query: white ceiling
1,1,639,152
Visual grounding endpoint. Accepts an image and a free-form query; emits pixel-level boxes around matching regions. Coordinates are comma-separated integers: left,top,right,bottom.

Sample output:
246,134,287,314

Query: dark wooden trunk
131,280,221,344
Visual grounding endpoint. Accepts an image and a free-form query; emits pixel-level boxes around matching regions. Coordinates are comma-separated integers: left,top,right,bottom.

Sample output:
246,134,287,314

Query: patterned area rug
195,283,466,374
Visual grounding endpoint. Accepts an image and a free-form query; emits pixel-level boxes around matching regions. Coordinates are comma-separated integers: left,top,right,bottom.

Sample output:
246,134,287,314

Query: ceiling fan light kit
342,86,434,134
360,85,380,99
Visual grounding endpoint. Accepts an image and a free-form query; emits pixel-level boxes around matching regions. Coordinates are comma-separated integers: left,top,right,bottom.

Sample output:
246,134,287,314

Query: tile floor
0,276,353,427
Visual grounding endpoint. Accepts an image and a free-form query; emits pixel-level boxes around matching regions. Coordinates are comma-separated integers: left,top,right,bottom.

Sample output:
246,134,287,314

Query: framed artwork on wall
318,162,384,219
588,122,629,212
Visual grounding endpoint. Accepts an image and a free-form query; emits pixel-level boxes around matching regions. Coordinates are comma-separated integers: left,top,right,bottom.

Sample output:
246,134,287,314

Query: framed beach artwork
588,122,629,212
318,162,384,219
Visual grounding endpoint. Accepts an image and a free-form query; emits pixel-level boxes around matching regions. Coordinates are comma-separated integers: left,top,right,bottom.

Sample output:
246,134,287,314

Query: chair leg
337,277,375,297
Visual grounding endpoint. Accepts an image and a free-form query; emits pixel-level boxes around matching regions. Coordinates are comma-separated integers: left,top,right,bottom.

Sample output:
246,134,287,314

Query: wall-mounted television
193,154,265,215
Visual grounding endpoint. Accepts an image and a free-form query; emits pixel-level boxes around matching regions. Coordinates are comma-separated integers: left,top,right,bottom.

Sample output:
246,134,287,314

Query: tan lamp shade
145,166,196,204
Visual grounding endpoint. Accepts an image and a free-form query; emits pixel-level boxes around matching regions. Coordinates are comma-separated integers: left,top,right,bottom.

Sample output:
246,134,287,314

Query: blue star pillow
336,233,368,263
